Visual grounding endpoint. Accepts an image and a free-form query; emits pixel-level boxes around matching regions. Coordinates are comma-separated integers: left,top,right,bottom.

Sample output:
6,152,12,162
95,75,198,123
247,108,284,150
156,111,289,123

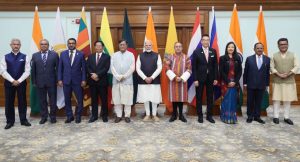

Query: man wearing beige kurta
271,38,299,125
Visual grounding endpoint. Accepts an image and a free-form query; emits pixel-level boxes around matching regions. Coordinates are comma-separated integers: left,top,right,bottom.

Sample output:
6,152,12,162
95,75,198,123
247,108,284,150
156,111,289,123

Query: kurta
136,52,162,103
271,51,299,101
111,50,135,105
164,53,191,102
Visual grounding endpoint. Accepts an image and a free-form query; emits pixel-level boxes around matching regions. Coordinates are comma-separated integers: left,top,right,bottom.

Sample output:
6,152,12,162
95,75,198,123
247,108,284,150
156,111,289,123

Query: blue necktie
42,53,47,66
257,56,262,69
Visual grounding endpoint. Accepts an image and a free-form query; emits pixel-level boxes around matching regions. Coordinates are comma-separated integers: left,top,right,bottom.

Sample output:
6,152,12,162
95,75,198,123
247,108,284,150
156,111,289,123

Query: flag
99,7,114,109
52,7,66,109
210,6,221,101
122,8,138,104
30,6,43,115
256,5,269,110
76,6,91,107
144,7,158,52
229,4,243,113
187,7,202,107
163,6,178,112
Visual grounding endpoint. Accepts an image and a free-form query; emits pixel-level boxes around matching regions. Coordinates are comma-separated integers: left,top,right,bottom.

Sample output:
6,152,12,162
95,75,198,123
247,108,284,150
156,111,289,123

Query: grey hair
10,38,21,44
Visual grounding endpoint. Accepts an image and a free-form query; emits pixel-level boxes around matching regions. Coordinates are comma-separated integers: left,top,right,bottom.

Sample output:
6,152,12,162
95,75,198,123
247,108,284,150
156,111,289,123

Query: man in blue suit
32,39,59,124
58,38,86,123
243,42,270,124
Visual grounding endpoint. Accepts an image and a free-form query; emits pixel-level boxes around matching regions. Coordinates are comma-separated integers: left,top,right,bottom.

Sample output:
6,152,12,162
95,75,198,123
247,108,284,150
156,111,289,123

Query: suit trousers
63,84,83,118
196,79,214,118
37,86,57,119
90,85,108,118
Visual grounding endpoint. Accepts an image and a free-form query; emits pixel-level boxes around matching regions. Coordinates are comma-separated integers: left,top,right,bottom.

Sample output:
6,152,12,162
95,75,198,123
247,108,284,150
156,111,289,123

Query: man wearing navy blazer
86,41,110,123
192,34,219,123
31,39,59,124
58,38,86,123
243,42,270,124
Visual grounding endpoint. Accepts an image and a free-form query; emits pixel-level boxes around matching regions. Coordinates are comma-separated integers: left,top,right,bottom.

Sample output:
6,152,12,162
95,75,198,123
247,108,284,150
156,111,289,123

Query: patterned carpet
0,105,300,162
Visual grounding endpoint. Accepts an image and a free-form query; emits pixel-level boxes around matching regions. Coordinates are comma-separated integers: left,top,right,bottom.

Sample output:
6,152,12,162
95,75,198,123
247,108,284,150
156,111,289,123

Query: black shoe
50,118,57,124
246,118,253,123
125,117,131,123
65,117,74,123
273,118,279,124
198,117,203,123
254,118,265,124
115,117,122,123
39,118,47,124
284,118,294,125
4,123,14,129
179,115,187,123
102,117,108,123
21,120,31,127
206,117,215,123
88,117,98,123
169,115,177,122
75,117,81,124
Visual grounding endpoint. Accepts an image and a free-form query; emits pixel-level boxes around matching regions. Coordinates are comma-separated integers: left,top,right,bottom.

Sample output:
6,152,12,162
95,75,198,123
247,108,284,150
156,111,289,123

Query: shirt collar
11,51,19,55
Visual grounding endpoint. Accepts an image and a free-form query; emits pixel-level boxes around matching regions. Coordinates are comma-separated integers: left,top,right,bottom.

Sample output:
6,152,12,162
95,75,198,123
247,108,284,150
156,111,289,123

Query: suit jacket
192,47,218,83
243,54,270,90
219,54,242,85
58,49,86,85
86,53,110,86
31,50,59,88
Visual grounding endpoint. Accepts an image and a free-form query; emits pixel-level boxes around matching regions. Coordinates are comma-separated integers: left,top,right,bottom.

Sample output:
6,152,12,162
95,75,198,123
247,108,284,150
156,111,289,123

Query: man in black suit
31,39,59,124
192,34,218,123
86,41,110,123
243,42,270,124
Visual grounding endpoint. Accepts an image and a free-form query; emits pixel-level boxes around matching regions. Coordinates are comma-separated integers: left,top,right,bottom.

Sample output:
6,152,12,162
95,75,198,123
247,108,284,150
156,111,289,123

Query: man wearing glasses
271,38,299,125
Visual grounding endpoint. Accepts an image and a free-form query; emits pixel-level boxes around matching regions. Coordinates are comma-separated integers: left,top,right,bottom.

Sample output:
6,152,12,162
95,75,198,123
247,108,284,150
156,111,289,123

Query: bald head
144,40,153,52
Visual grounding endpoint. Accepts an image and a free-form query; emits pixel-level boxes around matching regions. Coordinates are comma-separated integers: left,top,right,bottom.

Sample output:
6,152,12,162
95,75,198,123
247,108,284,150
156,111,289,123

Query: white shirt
96,52,102,63
41,50,48,61
256,54,263,68
69,49,76,65
0,52,31,83
136,54,162,80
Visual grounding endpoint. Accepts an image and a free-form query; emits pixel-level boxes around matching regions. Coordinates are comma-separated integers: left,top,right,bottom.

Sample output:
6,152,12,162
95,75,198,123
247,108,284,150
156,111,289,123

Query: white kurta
271,51,299,101
111,50,135,105
136,54,162,103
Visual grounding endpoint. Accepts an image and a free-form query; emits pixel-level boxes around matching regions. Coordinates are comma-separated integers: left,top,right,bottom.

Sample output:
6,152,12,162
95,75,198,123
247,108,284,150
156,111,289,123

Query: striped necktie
42,53,47,66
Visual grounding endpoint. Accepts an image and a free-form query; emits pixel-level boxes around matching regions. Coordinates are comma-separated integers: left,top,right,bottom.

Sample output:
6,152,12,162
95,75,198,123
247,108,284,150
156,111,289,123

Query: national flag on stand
187,7,202,107
99,7,114,109
163,6,178,112
52,7,66,109
210,6,221,101
256,5,269,111
144,7,158,52
228,4,243,113
122,8,138,104
76,6,91,108
30,6,43,115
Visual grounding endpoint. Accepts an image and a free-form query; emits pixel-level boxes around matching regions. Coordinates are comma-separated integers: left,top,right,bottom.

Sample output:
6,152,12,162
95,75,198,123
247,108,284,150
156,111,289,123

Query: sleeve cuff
180,71,191,82
166,70,176,81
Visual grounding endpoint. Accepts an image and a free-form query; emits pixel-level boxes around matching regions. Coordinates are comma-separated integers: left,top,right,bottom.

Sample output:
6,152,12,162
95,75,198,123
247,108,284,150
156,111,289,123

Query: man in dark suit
31,39,59,124
0,38,31,129
192,34,218,123
86,41,110,123
58,38,86,124
243,42,270,124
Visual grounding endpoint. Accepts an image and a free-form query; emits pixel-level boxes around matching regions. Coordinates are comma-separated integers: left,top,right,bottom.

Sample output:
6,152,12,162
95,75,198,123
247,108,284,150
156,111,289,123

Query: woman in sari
219,42,242,124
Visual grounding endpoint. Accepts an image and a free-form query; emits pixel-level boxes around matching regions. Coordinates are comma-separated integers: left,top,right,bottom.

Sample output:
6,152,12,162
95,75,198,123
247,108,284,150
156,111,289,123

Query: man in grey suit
31,39,59,124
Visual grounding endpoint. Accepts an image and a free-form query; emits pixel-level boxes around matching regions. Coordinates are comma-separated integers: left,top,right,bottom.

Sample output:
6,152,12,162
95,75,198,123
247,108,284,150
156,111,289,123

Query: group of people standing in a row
1,34,298,130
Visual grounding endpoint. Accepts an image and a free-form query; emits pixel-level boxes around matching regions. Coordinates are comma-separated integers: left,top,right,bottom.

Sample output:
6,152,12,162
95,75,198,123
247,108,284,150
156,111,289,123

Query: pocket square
210,55,214,57
19,59,25,61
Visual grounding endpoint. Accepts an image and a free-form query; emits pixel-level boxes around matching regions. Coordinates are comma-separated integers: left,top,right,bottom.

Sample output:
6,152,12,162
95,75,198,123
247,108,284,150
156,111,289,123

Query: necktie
257,56,262,69
42,53,47,66
204,49,209,62
70,50,74,65
96,53,101,65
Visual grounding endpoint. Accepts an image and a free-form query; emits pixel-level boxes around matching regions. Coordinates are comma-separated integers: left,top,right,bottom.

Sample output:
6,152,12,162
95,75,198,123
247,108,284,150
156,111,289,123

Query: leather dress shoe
254,117,265,124
115,117,122,123
284,118,294,125
39,118,47,124
179,115,187,123
206,117,215,123
198,117,203,123
4,123,14,129
88,117,98,123
50,118,57,124
75,117,81,124
273,118,279,124
246,118,253,123
169,115,177,122
125,117,131,123
21,120,31,126
102,117,108,123
65,117,74,123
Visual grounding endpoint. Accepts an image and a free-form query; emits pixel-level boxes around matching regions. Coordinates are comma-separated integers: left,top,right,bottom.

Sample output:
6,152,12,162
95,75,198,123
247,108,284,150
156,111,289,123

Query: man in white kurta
271,38,299,125
136,40,162,122
111,40,135,123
